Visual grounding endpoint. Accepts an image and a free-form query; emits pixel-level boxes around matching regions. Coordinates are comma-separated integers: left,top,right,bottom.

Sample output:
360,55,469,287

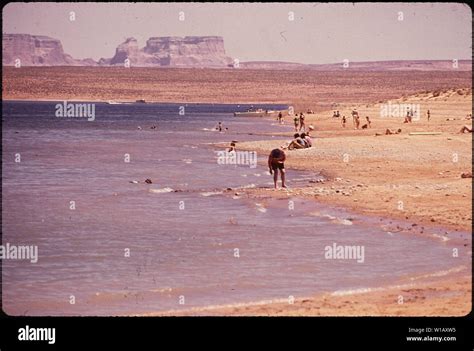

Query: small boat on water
234,108,281,117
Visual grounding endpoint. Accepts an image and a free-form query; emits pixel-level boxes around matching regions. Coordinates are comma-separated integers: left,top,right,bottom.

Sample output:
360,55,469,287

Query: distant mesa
240,60,473,71
102,36,233,67
2,34,97,66
3,33,233,68
2,33,472,70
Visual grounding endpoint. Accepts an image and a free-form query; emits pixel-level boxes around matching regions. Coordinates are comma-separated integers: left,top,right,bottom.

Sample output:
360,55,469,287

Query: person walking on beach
268,148,286,189
354,115,360,129
365,116,371,128
404,108,413,123
299,112,306,132
351,109,358,127
278,111,283,124
293,115,299,131
427,109,431,122
342,116,347,128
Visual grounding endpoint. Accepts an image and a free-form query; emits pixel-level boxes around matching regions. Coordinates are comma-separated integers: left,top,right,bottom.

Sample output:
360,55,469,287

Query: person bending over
268,148,287,189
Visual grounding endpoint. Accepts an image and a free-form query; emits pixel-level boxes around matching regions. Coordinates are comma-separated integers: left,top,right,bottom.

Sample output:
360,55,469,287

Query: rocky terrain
241,59,472,71
2,34,97,66
3,34,233,68
3,33,472,70
101,36,233,67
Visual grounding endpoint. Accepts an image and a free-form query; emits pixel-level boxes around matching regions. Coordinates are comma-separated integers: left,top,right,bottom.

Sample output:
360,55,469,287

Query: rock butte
2,34,96,66
2,33,472,70
3,34,233,68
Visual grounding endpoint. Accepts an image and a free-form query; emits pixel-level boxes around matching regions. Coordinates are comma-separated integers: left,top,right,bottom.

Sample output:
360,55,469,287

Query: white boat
107,100,121,105
234,109,281,117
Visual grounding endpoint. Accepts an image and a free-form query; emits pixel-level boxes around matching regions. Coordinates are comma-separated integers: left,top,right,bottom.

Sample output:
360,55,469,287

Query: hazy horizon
3,2,472,64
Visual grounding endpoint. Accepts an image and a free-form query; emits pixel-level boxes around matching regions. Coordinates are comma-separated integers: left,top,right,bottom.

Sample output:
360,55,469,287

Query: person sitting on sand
342,116,347,128
288,133,306,150
336,110,340,118
306,125,315,136
268,148,286,189
459,125,473,133
375,128,402,136
332,111,337,118
299,113,306,132
227,142,236,152
293,116,299,131
301,132,312,148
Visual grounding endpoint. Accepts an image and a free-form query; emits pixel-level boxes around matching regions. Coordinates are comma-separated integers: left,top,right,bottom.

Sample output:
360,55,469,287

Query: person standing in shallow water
268,148,286,189
278,111,283,124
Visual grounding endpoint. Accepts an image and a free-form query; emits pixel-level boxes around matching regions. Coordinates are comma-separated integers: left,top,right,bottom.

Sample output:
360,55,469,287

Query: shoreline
2,97,291,107
4,68,471,112
233,89,472,233
3,86,471,316
140,271,471,316
196,88,471,316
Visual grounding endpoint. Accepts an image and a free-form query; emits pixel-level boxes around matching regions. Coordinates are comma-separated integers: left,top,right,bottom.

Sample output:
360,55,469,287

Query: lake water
1,101,470,315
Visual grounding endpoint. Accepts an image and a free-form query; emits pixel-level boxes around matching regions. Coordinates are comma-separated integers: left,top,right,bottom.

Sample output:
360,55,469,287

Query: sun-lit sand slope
238,88,472,232
2,67,471,111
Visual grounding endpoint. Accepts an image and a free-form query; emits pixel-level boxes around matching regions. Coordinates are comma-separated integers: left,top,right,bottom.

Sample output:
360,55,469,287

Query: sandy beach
219,89,472,317
141,87,472,317
236,88,473,232
143,273,471,316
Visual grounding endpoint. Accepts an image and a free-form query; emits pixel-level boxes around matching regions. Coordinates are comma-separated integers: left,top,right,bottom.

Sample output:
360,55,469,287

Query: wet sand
143,273,471,316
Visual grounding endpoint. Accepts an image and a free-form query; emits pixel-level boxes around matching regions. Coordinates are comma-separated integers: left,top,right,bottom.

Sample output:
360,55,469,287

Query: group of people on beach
226,103,472,190
348,110,372,129
334,109,372,129
292,112,307,132
288,132,313,150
